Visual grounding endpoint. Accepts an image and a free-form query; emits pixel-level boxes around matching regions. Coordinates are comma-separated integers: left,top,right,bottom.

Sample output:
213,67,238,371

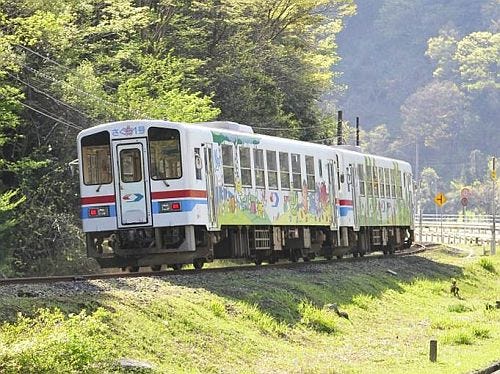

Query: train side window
239,147,251,187
194,148,202,180
384,168,391,197
120,148,142,183
221,144,235,185
318,159,323,178
366,165,372,196
291,153,301,190
279,152,290,190
149,127,182,179
397,171,403,198
305,156,315,191
254,149,265,188
358,164,365,196
335,155,341,190
379,167,385,197
373,166,379,197
81,131,112,185
390,169,396,198
266,150,278,189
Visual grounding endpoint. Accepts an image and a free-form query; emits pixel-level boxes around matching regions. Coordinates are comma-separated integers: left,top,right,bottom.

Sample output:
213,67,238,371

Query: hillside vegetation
0,248,499,373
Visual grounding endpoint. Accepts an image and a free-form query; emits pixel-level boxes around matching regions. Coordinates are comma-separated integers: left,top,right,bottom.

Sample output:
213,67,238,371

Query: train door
112,139,152,228
327,160,338,230
203,143,219,230
350,164,360,231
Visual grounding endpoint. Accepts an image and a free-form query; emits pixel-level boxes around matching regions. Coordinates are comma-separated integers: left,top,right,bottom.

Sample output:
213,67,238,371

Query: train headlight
88,206,110,217
159,201,181,213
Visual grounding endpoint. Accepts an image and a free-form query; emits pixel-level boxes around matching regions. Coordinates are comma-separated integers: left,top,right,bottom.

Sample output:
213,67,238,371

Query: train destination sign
434,192,447,207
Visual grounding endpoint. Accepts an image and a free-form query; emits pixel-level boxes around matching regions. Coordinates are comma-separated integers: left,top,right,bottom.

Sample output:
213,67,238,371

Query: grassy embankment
0,246,499,373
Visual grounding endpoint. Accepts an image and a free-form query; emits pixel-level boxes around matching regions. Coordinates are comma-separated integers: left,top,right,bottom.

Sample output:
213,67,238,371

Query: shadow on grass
165,255,464,326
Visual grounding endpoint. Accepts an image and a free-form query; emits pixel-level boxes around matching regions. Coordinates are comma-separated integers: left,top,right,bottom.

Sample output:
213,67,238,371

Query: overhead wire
5,71,95,123
16,101,84,131
16,45,147,119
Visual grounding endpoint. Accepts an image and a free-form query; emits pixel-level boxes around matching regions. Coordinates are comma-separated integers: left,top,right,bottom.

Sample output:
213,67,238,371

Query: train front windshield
81,131,112,186
148,127,182,180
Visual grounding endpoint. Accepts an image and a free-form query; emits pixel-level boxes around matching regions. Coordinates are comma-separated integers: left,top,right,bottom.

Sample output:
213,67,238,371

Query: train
77,120,414,271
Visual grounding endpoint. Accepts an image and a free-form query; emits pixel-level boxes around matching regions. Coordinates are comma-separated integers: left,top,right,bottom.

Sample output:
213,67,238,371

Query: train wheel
383,249,388,255
128,266,139,272
171,264,182,271
353,252,359,258
254,258,263,266
325,255,332,261
151,265,162,271
336,254,343,260
360,251,365,257
303,256,310,262
193,259,205,270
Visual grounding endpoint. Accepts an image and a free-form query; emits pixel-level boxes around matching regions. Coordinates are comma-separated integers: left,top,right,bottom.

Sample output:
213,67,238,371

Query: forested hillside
337,0,499,212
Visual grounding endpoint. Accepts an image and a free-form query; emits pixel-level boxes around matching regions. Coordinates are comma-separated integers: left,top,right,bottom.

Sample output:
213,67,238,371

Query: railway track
0,243,432,286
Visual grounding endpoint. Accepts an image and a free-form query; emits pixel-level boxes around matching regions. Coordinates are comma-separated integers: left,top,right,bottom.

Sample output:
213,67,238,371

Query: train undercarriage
86,225,414,271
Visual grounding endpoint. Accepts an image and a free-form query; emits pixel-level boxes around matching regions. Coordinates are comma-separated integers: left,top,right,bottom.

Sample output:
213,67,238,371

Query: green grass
0,248,499,373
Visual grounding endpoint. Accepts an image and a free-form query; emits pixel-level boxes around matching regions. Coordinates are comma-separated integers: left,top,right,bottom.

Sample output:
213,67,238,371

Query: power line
5,71,95,124
17,101,83,131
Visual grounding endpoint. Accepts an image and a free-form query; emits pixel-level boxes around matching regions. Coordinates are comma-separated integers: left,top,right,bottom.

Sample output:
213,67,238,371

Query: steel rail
0,244,430,286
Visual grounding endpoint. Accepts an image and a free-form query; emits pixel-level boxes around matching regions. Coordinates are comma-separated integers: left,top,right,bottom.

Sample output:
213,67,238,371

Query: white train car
77,120,414,270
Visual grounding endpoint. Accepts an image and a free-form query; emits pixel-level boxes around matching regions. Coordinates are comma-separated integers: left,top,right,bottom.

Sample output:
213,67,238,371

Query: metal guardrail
415,214,499,249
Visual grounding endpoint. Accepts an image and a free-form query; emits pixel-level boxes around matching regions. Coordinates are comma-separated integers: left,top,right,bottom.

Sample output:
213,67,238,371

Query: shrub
351,294,374,310
478,258,496,273
443,329,474,345
299,300,337,334
209,299,226,318
447,303,472,313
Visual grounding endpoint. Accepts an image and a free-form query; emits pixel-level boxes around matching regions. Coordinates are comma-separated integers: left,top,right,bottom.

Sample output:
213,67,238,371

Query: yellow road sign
434,192,447,207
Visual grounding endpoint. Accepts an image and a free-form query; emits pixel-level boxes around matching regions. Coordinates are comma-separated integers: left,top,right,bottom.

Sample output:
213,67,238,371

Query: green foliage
0,308,114,373
478,258,496,274
351,293,375,310
447,303,473,313
298,300,337,333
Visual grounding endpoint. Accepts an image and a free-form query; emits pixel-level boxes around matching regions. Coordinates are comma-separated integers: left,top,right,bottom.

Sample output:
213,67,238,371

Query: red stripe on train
151,189,207,199
81,195,116,205
336,199,353,206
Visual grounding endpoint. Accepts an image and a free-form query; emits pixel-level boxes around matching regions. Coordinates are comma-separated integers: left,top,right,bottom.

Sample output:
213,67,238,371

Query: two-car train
77,120,414,271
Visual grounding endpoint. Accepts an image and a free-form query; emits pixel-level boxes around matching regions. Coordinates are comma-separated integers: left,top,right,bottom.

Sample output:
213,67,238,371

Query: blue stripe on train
339,206,353,217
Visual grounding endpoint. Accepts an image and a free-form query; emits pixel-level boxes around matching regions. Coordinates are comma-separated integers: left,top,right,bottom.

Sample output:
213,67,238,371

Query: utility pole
492,156,497,255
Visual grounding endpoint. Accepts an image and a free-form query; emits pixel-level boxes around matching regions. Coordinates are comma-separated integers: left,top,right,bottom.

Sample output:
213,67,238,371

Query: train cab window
221,144,235,185
120,149,142,182
372,166,379,197
291,153,301,190
149,127,181,179
366,165,373,196
254,149,265,188
358,164,365,196
266,150,278,189
305,156,315,191
384,168,391,197
239,147,252,187
81,131,112,185
279,152,290,190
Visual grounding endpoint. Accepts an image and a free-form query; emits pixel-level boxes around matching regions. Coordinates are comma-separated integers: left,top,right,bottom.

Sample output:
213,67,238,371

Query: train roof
77,120,412,170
